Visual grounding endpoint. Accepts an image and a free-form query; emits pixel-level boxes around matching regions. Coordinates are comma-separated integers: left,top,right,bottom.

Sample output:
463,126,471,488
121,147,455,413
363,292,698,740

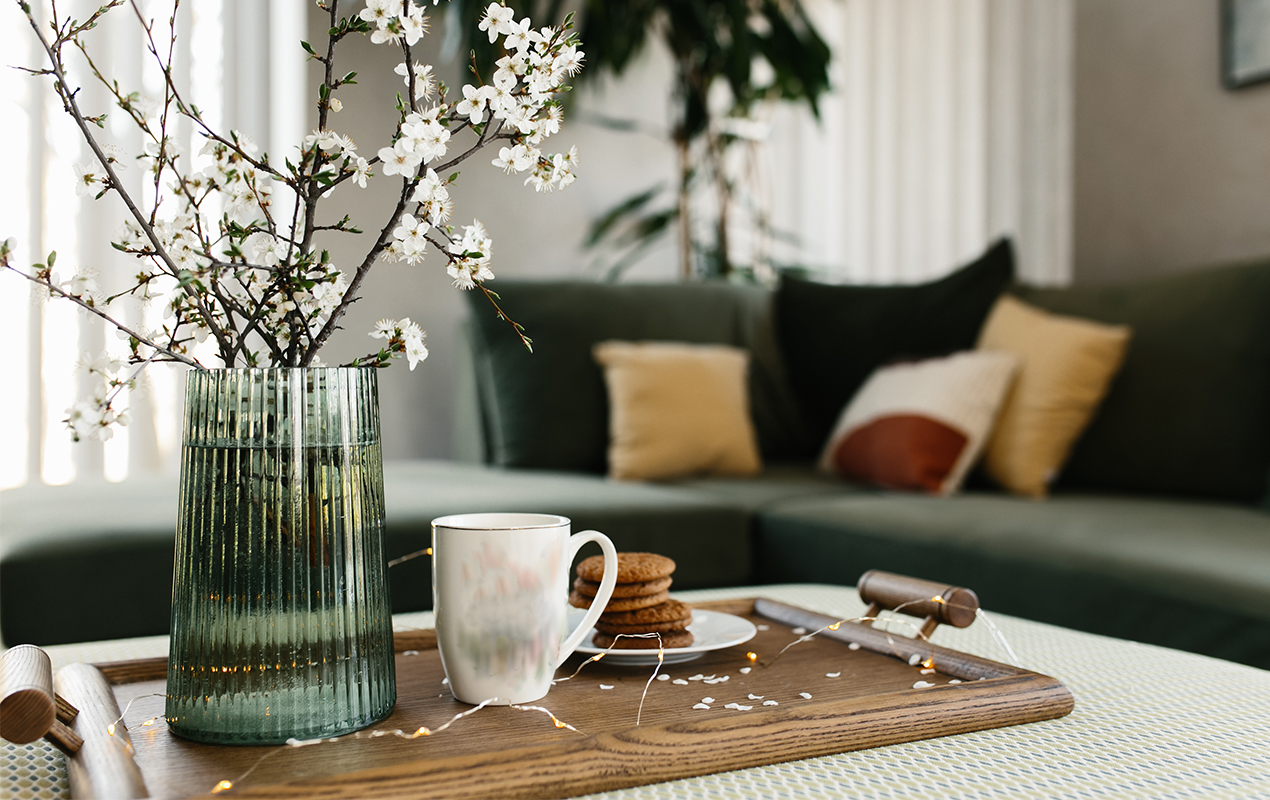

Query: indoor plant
2,0,583,743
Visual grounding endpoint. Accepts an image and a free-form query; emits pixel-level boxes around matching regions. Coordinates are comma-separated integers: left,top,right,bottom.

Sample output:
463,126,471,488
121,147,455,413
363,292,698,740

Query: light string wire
764,595,1023,671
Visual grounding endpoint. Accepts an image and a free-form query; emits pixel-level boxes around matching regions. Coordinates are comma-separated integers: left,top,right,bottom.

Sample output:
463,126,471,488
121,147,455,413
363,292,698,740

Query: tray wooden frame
55,597,1074,799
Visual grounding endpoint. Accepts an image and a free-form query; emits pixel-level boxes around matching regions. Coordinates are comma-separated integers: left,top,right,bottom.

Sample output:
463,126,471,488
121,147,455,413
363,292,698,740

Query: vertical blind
768,0,1075,286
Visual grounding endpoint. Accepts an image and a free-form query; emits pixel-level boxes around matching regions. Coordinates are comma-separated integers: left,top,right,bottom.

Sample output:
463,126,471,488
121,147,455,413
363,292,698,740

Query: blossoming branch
1,0,582,441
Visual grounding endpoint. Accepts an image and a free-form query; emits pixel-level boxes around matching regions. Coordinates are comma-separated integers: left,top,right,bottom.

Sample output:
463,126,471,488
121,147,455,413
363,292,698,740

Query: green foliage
458,0,832,280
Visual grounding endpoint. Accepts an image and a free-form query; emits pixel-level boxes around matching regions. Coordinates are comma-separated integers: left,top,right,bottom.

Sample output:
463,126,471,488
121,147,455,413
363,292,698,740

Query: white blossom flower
73,162,103,197
401,7,428,46
454,84,491,125
370,318,398,340
246,232,288,266
503,17,533,52
329,98,343,113
304,128,343,154
492,144,535,174
479,3,516,43
378,141,423,176
351,156,372,188
391,213,429,263
395,61,436,100
359,0,402,26
400,319,428,369
446,221,494,289
555,45,584,76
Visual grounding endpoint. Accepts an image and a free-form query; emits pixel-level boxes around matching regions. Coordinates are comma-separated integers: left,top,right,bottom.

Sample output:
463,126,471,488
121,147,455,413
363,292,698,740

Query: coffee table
4,584,1269,799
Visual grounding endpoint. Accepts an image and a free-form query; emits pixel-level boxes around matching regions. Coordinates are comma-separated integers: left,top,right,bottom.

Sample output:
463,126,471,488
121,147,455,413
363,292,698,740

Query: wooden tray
55,598,1074,799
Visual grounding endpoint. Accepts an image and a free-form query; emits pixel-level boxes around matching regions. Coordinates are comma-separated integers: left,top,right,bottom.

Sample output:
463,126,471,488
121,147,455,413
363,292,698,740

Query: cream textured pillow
976,295,1132,498
817,351,1019,495
593,341,762,481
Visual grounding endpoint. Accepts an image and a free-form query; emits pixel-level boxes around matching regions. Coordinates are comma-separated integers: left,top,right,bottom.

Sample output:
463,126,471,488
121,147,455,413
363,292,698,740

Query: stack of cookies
569,552,694,649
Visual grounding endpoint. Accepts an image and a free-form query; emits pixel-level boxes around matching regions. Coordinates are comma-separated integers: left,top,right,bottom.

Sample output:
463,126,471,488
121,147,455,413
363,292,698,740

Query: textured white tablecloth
4,584,1269,799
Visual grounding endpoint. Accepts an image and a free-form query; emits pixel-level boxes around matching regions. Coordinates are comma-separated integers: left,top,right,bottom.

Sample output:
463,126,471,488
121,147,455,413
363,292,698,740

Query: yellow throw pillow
976,295,1131,498
593,341,762,481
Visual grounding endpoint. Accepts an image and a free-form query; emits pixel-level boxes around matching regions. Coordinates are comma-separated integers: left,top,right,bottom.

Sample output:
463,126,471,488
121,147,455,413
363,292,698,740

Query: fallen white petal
948,679,962,685
657,674,670,681
826,672,841,678
913,681,935,689
908,654,922,666
403,650,419,656
739,667,752,674
672,679,689,685
792,627,808,635
763,700,779,706
799,692,812,699
692,703,711,710
688,674,705,681
724,703,753,711
748,694,764,700
920,668,935,675
701,697,715,704
757,624,770,631
600,684,614,690
848,642,861,651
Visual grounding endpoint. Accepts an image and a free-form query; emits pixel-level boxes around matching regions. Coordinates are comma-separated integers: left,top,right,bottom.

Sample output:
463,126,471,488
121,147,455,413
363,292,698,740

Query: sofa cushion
976,295,1131,498
1016,259,1270,503
755,492,1270,667
593,341,763,480
466,281,807,473
0,461,754,646
776,238,1015,449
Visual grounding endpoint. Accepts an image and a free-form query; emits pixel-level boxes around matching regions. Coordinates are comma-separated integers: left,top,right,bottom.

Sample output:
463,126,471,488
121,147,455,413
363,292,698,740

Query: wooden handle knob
857,570,979,628
0,644,58,744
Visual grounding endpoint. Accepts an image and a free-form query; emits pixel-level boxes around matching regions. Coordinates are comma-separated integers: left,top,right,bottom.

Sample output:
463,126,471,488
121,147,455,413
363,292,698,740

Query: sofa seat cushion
756,492,1270,667
1,461,752,646
666,462,868,512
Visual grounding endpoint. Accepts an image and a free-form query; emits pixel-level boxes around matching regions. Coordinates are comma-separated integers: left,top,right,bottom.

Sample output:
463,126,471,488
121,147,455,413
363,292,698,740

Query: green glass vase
166,368,396,744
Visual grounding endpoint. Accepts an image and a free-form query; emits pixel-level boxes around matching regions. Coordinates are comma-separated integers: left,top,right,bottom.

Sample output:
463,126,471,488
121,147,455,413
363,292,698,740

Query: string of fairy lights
85,549,1019,796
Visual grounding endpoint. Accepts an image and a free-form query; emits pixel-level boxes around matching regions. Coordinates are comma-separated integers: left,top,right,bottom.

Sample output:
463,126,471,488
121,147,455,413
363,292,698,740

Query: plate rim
569,608,758,658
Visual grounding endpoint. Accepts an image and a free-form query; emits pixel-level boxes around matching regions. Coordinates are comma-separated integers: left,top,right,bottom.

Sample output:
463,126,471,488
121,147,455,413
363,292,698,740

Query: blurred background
3,0,1270,487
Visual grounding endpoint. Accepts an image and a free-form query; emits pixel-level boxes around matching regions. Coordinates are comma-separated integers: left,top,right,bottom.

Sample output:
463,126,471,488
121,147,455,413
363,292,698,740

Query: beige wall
1074,0,1270,284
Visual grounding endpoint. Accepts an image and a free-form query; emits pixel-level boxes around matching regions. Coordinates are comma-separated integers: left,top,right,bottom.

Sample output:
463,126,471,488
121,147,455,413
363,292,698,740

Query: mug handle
556,530,618,669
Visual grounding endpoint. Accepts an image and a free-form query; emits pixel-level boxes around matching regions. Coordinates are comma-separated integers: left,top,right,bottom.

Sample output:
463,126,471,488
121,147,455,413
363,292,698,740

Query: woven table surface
4,583,1269,799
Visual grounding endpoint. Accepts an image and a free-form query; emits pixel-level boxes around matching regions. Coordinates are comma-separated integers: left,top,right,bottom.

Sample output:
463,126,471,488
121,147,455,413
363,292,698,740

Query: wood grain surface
72,598,1072,800
55,663,150,799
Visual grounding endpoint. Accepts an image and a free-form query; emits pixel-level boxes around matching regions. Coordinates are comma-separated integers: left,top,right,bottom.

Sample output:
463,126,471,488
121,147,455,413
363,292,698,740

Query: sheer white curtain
0,0,304,489
767,0,1075,286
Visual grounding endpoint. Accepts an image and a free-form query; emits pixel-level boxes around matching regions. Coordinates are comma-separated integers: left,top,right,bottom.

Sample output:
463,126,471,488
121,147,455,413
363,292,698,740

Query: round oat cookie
575,552,676,584
594,615,692,636
592,629,694,650
568,589,670,612
573,575,673,599
599,598,692,627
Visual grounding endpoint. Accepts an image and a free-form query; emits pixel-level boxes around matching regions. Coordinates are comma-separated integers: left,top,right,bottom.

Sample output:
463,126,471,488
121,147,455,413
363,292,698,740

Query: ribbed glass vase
166,368,396,744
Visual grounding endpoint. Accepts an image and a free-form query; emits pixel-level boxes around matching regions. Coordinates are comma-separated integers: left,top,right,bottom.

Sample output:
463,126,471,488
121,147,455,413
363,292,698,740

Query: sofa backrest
1016,258,1270,504
463,281,809,473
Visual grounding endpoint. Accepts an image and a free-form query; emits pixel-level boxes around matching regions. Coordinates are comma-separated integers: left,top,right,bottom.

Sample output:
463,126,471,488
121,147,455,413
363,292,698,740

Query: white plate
568,609,758,665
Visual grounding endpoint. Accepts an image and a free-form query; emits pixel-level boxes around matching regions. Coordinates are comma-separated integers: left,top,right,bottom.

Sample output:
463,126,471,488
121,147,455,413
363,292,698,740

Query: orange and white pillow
818,351,1018,495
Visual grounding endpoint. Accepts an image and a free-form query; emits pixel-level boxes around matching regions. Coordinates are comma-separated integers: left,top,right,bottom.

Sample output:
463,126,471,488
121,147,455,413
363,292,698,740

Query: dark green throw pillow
775,239,1015,449
1017,259,1270,503
464,281,808,473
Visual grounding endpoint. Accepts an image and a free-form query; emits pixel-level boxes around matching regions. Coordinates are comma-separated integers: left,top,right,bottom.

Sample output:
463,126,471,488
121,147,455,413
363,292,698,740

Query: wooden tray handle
0,644,83,754
857,570,980,638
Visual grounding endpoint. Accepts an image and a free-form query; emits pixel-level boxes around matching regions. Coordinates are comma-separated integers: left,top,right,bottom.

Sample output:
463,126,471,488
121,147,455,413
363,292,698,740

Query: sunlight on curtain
1,0,232,488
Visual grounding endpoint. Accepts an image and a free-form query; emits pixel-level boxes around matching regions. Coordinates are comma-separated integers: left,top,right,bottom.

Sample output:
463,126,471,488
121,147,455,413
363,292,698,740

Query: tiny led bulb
922,658,935,669
553,718,566,728
746,652,758,662
106,724,116,736
828,622,842,631
426,547,433,556
212,780,234,793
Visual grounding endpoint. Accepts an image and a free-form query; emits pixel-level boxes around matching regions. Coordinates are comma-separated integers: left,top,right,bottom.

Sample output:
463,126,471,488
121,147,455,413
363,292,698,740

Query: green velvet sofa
4,241,1269,669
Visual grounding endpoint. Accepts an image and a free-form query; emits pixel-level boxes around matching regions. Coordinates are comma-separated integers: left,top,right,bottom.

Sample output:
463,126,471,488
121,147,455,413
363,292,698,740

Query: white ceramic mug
431,513,617,705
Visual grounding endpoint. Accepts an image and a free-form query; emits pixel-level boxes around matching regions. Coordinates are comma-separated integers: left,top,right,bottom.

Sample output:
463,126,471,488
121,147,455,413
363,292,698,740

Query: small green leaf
47,251,57,267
